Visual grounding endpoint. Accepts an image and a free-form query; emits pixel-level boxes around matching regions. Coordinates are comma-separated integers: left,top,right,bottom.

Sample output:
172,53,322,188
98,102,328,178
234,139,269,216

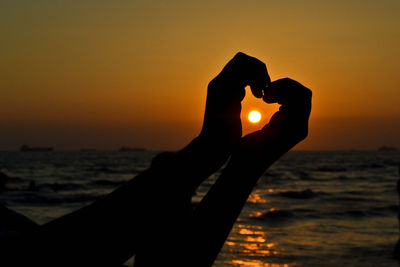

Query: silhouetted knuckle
234,52,247,59
208,78,218,89
259,61,267,71
306,88,312,98
301,88,312,102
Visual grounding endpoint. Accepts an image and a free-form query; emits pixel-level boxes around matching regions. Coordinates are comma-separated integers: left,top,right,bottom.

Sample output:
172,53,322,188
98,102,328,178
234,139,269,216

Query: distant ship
119,146,146,152
378,146,397,151
20,144,53,152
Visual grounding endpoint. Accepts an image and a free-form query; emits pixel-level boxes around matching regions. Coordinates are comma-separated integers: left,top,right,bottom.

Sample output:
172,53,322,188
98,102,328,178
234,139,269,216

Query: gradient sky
1,0,399,150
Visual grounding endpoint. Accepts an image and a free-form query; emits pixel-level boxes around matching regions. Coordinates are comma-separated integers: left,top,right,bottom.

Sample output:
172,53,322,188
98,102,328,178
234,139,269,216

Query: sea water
0,150,399,266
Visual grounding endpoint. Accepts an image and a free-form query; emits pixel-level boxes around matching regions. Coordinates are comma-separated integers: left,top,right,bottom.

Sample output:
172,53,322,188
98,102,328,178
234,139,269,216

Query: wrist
147,136,231,193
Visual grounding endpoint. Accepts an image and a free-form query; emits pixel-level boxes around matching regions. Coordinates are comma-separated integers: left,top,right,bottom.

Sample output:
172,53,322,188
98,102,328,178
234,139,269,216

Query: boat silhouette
20,144,53,152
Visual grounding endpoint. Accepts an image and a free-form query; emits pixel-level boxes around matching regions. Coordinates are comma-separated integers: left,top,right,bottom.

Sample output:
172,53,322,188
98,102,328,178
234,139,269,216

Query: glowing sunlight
248,110,262,123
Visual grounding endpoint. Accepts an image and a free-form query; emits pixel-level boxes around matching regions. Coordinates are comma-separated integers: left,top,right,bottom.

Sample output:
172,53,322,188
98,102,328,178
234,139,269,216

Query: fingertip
263,95,276,103
234,52,247,58
262,84,279,103
266,74,272,85
251,86,263,98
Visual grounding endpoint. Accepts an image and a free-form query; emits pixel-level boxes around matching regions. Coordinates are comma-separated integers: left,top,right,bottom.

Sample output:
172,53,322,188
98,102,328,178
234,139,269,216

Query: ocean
0,150,399,266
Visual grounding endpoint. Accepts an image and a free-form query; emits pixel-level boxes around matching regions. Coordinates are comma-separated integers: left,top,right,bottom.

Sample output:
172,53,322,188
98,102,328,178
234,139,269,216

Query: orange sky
1,1,399,150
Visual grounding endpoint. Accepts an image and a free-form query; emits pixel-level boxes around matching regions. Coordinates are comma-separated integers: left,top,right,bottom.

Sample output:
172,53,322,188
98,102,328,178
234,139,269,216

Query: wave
250,209,294,221
383,159,400,166
39,182,84,192
279,189,316,199
2,191,105,206
85,166,139,174
278,189,383,200
2,192,65,205
322,209,389,218
332,175,378,182
249,205,396,222
322,195,374,202
336,175,351,180
370,205,398,214
356,163,385,169
61,193,105,203
90,179,129,186
263,171,281,177
316,166,347,172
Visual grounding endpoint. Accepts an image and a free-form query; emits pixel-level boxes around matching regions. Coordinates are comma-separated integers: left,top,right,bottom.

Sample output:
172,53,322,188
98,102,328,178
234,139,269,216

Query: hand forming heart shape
200,52,271,145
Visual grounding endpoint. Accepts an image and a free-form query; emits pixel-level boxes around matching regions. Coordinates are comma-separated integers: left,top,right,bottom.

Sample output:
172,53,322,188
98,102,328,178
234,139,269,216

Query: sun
248,110,261,123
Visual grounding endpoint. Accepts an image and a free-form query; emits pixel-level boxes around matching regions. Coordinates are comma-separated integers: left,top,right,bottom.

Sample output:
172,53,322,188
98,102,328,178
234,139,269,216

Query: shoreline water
0,150,399,266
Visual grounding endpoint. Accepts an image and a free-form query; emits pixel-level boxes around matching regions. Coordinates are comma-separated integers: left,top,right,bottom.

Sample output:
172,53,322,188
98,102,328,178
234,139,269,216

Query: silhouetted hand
230,77,312,174
200,52,271,145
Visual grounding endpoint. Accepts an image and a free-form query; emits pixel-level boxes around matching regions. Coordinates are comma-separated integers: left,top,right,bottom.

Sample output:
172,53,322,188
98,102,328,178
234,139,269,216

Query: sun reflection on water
220,224,293,267
231,260,290,267
247,192,268,204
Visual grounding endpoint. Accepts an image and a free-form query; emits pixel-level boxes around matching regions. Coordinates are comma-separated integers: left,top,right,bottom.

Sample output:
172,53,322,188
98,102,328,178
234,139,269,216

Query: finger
249,61,270,99
219,52,271,99
241,53,271,98
262,79,284,104
263,78,311,105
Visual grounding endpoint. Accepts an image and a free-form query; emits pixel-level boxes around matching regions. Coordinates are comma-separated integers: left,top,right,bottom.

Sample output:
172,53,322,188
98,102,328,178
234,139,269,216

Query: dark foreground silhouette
0,53,311,267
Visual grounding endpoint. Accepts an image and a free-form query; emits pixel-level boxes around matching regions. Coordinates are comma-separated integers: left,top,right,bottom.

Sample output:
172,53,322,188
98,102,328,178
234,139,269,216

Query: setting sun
248,110,261,123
